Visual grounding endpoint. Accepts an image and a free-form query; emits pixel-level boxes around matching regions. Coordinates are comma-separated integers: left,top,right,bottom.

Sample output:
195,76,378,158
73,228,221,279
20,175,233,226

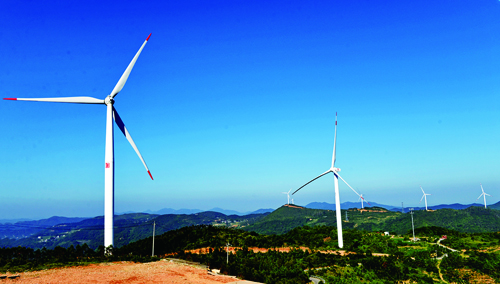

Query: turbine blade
3,97,104,104
292,169,331,195
358,194,371,205
113,107,153,180
485,193,491,196
335,172,361,197
477,193,484,200
420,195,425,202
331,112,337,168
109,33,151,99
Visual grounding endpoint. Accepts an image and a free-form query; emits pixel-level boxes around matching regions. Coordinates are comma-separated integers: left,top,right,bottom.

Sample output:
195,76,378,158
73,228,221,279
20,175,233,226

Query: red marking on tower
105,163,110,168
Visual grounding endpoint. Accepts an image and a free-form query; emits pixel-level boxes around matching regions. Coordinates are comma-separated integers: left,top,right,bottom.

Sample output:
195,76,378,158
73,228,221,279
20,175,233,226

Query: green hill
0,212,267,250
243,205,500,236
381,206,500,235
489,201,500,210
243,205,339,234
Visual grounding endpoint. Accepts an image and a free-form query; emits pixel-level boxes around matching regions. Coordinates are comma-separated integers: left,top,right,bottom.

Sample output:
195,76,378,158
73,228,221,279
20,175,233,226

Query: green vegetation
243,205,339,234
0,211,267,250
2,206,500,283
2,224,500,283
245,205,500,237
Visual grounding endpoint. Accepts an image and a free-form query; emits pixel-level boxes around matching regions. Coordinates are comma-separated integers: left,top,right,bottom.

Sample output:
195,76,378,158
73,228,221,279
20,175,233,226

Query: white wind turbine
293,113,361,248
419,186,431,211
358,193,370,209
4,34,154,249
477,183,491,209
281,189,292,205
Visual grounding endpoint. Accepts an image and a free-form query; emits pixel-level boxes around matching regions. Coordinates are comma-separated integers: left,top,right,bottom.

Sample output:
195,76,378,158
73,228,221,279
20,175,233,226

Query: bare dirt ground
2,260,249,284
184,247,389,257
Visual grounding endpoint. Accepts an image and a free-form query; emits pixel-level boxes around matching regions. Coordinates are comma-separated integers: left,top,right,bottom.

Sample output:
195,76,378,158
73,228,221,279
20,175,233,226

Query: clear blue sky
1,0,499,219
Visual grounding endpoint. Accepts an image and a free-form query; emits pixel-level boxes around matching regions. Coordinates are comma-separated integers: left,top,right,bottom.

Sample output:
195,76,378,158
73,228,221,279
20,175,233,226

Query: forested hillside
0,212,267,250
245,205,500,236
243,205,339,234
380,206,500,234
3,224,500,283
1,205,499,253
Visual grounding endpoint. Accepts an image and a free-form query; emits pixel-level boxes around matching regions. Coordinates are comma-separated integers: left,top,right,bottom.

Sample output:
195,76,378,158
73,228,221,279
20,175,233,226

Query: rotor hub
104,96,115,106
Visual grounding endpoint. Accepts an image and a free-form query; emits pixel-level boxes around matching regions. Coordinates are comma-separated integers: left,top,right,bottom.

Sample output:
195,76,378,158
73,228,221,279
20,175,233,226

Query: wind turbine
358,193,370,209
281,189,291,205
477,183,491,209
419,186,431,211
292,113,361,248
4,34,154,249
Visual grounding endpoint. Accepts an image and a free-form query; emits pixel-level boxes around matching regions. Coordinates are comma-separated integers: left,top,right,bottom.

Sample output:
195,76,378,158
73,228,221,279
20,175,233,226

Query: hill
0,216,90,240
381,206,500,235
244,205,500,236
242,205,339,234
306,201,397,210
0,211,269,250
489,201,500,210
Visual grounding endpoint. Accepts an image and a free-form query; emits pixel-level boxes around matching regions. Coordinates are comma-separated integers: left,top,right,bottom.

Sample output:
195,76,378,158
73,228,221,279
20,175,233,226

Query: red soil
5,260,242,284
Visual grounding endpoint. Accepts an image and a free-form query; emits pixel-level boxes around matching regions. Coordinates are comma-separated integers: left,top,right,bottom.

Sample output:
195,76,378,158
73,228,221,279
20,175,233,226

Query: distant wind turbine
281,189,292,205
4,34,154,249
358,193,370,209
477,183,491,209
419,186,431,211
293,113,361,248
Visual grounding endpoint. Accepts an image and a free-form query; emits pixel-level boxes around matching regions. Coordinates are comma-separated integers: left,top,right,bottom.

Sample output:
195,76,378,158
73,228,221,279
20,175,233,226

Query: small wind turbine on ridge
419,186,431,211
4,34,154,249
358,193,370,209
477,183,491,209
281,189,291,205
293,113,362,249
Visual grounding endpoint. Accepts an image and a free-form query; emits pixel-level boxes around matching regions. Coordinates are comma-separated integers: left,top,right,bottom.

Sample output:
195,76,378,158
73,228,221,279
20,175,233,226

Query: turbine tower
477,183,491,209
4,34,154,249
293,113,361,248
281,189,291,205
419,186,431,211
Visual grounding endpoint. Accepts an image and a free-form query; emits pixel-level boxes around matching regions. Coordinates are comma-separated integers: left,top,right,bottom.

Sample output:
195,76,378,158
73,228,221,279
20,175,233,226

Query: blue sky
1,0,499,219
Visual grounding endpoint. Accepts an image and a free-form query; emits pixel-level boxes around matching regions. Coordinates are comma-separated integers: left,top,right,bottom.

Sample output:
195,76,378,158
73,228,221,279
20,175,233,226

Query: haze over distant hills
6,200,499,225
304,201,496,212
141,207,275,216
3,202,500,250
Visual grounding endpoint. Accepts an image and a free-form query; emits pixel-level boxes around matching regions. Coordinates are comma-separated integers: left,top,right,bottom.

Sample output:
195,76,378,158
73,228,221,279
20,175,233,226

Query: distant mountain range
1,201,500,250
305,201,500,212
0,216,91,240
0,211,269,250
142,207,275,216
